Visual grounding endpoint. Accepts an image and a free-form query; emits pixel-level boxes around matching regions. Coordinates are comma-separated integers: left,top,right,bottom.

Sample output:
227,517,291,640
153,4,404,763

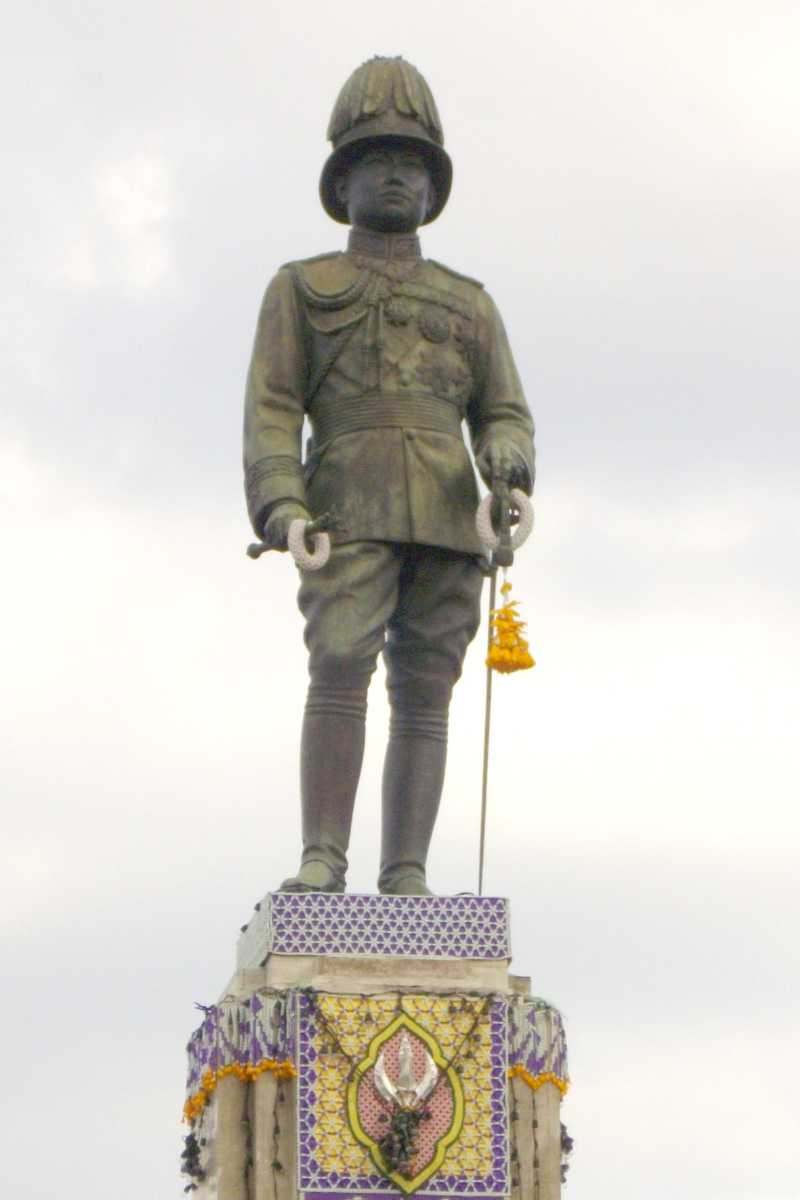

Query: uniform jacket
243,228,535,557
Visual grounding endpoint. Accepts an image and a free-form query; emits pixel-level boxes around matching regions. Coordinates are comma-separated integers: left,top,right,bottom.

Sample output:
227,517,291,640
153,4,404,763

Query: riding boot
280,682,368,892
378,707,448,895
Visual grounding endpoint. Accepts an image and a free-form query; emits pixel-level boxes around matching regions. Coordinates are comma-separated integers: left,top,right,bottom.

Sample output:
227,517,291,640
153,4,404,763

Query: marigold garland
486,581,535,674
185,1063,566,1122
183,1059,297,1124
507,1064,569,1097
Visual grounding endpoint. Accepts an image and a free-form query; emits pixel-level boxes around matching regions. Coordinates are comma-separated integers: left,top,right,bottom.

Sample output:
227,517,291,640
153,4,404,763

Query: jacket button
405,431,415,441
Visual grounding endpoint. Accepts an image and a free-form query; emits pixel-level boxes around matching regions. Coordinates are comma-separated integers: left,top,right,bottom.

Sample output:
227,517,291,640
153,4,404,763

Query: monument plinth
182,896,568,1199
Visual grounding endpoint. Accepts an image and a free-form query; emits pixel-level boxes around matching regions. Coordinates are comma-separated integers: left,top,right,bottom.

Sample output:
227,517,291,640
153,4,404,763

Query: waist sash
310,392,463,445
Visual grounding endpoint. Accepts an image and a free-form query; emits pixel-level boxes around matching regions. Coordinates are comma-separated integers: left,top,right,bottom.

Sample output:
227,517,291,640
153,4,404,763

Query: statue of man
244,57,534,895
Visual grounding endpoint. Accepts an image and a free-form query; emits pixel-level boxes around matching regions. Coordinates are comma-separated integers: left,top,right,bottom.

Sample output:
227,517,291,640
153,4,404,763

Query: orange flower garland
507,1064,569,1097
183,1058,297,1124
486,581,535,674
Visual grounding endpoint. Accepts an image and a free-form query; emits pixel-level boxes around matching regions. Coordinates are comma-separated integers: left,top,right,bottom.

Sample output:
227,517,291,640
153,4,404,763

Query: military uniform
244,58,535,894
244,227,534,555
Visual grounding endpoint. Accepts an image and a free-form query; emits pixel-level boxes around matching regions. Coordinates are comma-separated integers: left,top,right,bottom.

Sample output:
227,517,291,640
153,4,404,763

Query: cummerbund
309,392,464,445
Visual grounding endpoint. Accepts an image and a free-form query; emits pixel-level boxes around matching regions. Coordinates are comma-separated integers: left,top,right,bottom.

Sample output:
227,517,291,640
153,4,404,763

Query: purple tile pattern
296,992,510,1196
507,996,569,1083
262,893,510,959
184,993,295,1104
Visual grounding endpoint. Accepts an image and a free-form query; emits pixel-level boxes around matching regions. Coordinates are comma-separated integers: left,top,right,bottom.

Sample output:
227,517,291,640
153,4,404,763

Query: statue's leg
280,542,402,893
281,680,368,892
379,548,484,896
379,706,448,896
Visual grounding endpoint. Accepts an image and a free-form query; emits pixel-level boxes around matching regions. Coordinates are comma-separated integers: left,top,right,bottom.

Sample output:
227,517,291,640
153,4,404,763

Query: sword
478,481,514,895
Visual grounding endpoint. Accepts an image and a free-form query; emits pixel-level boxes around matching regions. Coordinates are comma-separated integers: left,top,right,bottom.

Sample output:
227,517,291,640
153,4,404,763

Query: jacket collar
347,227,422,260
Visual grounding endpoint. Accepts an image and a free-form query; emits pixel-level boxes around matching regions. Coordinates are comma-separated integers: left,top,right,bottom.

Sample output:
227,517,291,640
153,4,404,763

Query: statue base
182,895,569,1199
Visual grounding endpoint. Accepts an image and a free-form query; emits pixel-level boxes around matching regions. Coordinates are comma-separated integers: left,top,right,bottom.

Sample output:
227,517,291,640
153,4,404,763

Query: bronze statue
244,57,534,895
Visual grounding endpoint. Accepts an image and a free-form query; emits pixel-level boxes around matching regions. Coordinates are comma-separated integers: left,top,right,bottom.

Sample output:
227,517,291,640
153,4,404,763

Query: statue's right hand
263,502,311,551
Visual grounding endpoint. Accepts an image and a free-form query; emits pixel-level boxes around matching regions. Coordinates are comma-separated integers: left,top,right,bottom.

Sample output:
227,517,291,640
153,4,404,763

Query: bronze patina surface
244,57,534,895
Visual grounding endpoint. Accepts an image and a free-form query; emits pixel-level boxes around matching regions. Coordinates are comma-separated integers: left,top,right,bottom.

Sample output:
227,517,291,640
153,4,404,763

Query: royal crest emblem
346,1012,464,1193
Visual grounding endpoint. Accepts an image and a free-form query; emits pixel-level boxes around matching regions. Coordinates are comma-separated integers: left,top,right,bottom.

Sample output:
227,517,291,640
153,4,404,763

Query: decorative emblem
384,297,412,326
374,1031,439,1108
346,1012,464,1193
419,304,450,343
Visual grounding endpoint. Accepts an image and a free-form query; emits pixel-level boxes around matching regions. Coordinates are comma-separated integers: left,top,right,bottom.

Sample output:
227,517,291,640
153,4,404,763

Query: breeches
297,541,484,710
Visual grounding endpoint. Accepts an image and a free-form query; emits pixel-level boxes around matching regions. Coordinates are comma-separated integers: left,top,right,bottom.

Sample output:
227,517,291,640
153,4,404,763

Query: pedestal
182,895,569,1199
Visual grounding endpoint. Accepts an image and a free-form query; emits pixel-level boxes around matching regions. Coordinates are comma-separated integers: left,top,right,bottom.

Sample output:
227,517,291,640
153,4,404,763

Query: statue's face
336,142,434,233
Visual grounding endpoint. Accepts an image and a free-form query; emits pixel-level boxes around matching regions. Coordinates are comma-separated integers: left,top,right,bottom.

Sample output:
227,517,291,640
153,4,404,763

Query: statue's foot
279,860,346,894
378,871,434,897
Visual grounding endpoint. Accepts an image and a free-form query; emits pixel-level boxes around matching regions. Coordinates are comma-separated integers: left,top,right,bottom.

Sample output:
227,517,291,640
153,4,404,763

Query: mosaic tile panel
183,989,569,1123
296,991,510,1197
185,992,295,1102
507,996,569,1081
257,893,511,960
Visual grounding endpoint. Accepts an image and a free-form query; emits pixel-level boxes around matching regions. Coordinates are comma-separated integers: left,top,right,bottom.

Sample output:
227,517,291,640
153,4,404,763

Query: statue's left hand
476,440,531,493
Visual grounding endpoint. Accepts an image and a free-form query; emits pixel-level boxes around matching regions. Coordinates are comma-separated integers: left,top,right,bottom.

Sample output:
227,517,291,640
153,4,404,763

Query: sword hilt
491,480,514,569
246,509,341,560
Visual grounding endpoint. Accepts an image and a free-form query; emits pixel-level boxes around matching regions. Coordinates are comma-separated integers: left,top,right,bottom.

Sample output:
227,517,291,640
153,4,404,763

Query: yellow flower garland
183,1059,297,1123
507,1064,569,1097
486,581,535,674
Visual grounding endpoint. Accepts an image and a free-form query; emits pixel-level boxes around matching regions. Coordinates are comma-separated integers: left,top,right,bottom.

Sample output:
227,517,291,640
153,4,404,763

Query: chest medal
384,296,412,326
419,304,450,343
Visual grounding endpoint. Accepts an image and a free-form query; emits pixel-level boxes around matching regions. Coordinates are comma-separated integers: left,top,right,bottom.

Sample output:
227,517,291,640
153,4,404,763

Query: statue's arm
243,268,309,538
467,290,535,493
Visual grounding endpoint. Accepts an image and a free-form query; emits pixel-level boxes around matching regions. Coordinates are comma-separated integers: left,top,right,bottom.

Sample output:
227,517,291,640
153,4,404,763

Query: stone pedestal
182,896,568,1199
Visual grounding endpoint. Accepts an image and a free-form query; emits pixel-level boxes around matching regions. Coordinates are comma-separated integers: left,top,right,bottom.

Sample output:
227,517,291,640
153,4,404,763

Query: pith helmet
320,56,453,225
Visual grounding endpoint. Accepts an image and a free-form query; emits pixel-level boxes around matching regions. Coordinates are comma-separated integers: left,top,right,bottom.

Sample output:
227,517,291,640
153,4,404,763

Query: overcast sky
3,2,799,1197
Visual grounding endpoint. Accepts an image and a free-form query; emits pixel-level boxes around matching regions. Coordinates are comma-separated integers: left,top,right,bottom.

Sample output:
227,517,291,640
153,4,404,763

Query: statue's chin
355,210,420,235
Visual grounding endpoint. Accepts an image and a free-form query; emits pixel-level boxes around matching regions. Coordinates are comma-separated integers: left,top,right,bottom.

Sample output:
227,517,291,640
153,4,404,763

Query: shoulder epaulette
286,253,370,311
426,259,484,289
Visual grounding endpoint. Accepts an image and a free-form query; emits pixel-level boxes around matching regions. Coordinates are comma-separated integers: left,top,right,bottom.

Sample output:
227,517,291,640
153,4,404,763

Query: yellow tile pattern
313,994,493,1179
